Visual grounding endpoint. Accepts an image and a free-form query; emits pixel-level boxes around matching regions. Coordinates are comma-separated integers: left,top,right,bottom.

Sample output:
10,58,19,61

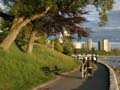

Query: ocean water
98,56,120,66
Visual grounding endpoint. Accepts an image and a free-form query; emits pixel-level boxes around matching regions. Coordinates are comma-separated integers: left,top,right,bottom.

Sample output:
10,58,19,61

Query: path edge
101,62,119,90
32,65,80,90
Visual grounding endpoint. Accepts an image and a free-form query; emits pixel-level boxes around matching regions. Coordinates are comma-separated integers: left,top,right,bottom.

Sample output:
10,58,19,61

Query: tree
37,34,47,45
0,0,52,50
0,17,11,42
73,49,81,54
91,47,97,55
13,19,44,54
79,48,90,54
26,20,44,54
93,0,114,26
0,0,114,51
54,39,63,53
63,38,73,55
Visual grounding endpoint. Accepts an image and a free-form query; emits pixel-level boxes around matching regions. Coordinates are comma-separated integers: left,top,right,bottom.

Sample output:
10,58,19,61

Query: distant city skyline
81,0,120,48
81,40,120,49
98,39,110,52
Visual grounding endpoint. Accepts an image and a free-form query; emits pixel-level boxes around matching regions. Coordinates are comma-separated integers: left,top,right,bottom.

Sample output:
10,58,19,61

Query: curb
32,65,80,90
101,62,119,90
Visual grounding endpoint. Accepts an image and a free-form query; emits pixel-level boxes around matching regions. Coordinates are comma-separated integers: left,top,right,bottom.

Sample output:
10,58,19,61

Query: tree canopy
1,0,114,21
0,0,114,51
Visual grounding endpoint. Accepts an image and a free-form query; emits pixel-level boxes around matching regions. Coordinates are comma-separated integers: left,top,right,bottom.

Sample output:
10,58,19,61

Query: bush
37,34,47,45
63,38,73,55
54,39,63,53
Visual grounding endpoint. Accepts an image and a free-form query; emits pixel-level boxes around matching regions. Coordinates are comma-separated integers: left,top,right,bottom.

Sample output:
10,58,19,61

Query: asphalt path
38,63,109,90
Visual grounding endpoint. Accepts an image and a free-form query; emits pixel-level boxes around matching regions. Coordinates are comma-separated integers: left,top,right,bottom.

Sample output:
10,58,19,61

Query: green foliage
37,34,47,45
106,48,120,56
99,5,108,26
2,0,57,16
96,50,108,55
91,47,97,54
95,0,114,26
1,0,113,17
73,48,90,55
89,48,120,56
0,18,11,42
0,0,114,51
0,43,78,90
63,38,73,55
54,39,63,53
0,18,10,30
111,48,120,55
73,49,81,54
105,0,114,10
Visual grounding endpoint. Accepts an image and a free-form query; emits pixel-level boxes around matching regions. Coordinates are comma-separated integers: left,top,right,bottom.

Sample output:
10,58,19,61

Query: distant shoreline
81,41,120,49
98,56,120,57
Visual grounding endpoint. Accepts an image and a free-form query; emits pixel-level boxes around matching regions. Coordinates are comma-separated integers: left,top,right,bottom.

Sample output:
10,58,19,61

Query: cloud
82,5,100,22
100,26,120,30
112,0,120,11
0,3,4,9
88,26,120,32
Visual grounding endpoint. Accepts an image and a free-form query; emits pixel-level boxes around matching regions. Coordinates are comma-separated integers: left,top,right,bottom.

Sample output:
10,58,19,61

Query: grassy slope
0,44,78,90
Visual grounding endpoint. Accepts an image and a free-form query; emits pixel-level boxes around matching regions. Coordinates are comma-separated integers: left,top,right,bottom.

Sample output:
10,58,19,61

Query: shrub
54,39,63,53
63,38,73,55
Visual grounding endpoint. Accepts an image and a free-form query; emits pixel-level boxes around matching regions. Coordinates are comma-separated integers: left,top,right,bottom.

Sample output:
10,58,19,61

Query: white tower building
98,39,110,52
87,38,93,50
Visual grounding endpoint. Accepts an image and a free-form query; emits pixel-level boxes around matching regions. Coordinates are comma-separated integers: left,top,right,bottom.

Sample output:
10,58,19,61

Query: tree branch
20,6,51,29
0,12,14,21
30,6,51,21
35,36,41,40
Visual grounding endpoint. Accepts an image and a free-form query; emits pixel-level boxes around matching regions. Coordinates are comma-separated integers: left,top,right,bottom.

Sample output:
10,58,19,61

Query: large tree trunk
0,6,50,51
0,16,27,50
27,30,37,54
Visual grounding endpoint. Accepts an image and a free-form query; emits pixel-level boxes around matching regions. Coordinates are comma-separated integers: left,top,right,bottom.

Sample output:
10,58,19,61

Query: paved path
38,63,109,90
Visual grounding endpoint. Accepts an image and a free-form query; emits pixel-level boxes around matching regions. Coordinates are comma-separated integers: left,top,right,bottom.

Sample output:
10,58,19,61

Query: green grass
0,44,78,90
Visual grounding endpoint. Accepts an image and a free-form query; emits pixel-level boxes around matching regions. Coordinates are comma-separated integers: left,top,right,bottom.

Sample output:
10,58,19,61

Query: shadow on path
57,74,82,80
38,63,110,90
71,63,110,90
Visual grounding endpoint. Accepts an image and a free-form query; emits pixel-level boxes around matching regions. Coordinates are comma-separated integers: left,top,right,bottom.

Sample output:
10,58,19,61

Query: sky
81,0,120,48
0,0,120,48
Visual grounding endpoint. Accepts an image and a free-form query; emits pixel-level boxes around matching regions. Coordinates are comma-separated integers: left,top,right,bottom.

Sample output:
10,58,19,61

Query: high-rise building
98,39,110,52
87,38,93,50
82,43,87,48
98,40,103,50
73,41,81,49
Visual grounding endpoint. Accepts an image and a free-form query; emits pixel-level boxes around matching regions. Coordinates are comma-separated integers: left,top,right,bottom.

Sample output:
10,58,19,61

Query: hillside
0,44,78,90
